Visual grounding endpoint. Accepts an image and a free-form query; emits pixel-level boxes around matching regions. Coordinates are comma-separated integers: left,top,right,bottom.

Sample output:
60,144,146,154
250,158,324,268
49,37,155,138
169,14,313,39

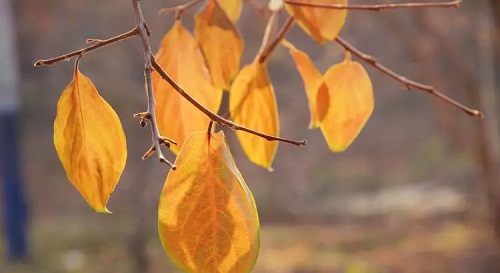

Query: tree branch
284,0,462,11
34,28,139,66
131,0,177,169
150,58,307,146
335,36,483,117
158,0,204,19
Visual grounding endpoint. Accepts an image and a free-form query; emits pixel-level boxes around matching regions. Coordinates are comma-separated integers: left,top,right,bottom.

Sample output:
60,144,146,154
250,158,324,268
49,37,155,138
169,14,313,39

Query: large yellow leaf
229,62,279,169
320,53,374,152
153,21,222,154
285,0,348,43
216,0,243,23
195,0,244,90
54,67,127,213
159,130,260,273
283,40,329,128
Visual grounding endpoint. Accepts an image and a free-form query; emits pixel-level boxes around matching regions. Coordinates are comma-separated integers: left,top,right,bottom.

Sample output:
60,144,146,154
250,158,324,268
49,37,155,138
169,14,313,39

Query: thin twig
150,58,307,146
158,0,204,19
258,17,296,63
335,36,483,117
132,0,177,169
34,28,139,66
284,0,462,11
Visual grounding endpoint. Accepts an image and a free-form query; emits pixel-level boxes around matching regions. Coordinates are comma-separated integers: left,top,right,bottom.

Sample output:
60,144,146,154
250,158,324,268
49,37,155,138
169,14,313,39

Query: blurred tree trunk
491,0,500,78
484,0,500,238
474,2,500,239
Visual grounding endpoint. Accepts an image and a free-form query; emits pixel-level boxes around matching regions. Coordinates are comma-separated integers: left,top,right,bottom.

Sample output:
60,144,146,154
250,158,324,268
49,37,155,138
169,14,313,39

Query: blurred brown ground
1,0,500,272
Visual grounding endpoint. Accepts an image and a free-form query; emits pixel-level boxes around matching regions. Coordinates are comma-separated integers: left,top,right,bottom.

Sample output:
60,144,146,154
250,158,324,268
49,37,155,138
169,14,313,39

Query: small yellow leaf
54,67,127,213
159,131,260,273
216,0,243,23
195,0,244,90
320,53,374,152
283,40,326,128
153,21,223,154
286,0,348,43
230,62,279,169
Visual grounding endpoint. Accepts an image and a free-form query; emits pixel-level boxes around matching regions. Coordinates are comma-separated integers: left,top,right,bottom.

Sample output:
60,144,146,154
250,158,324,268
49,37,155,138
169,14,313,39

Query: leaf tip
96,206,112,214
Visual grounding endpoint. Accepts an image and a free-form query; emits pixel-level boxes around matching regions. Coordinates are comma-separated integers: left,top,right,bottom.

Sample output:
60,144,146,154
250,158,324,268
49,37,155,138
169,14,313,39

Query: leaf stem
335,36,483,117
283,0,462,11
34,28,140,66
258,17,295,64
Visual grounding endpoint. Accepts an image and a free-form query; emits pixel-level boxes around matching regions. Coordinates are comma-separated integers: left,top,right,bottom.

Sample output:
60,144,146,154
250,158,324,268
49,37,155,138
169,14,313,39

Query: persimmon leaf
285,0,348,43
216,0,243,23
54,66,127,213
283,40,326,128
320,53,374,152
195,0,244,90
153,21,223,154
159,130,260,273
230,62,279,169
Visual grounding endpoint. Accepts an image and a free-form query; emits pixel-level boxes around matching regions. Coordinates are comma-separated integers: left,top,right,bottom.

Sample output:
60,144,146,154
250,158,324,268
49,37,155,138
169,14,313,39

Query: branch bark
284,0,462,10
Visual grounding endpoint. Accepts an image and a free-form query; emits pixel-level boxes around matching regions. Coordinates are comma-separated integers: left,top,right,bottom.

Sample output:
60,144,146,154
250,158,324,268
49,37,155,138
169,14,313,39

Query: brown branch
284,0,461,11
335,36,483,117
132,0,177,169
258,17,296,63
150,58,307,146
158,0,204,19
34,28,139,66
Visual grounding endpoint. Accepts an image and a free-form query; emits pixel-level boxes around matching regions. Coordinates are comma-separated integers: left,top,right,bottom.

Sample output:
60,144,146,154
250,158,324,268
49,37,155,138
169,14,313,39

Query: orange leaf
283,40,327,128
216,0,243,22
153,21,223,154
285,0,348,43
54,65,127,213
159,130,260,273
230,62,279,169
320,53,374,152
195,0,244,90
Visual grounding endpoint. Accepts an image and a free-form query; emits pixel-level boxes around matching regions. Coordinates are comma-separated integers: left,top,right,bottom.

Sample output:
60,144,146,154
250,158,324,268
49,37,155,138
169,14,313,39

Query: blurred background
1,0,500,272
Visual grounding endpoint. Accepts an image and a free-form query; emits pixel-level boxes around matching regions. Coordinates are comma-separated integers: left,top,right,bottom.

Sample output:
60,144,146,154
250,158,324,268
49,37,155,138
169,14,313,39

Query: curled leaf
54,65,127,213
321,53,374,152
283,40,328,128
153,21,223,154
230,62,279,169
195,0,244,90
285,0,348,43
217,0,243,22
159,131,260,273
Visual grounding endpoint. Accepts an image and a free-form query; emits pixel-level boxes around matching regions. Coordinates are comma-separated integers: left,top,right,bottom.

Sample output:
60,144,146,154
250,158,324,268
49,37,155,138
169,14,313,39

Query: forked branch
241,1,480,118
335,36,483,117
284,0,462,11
34,28,139,66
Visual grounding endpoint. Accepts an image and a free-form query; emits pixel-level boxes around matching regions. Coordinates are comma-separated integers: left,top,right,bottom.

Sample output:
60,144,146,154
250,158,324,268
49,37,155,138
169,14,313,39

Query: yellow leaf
54,67,127,213
229,62,279,169
216,0,243,23
159,130,260,273
283,40,327,128
320,53,374,152
285,0,348,43
153,21,223,154
195,0,244,90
